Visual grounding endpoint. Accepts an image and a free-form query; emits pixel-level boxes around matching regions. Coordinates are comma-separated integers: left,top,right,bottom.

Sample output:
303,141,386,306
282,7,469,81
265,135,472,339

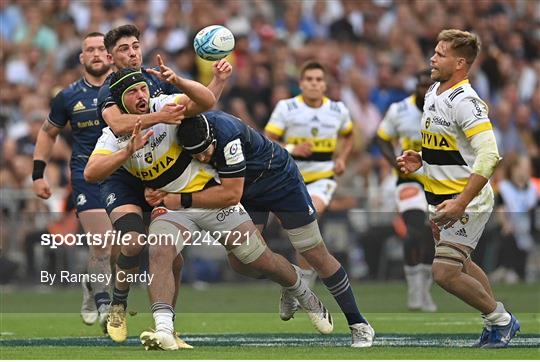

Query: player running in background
153,110,373,348
376,70,437,312
96,24,230,344
264,60,354,300
397,29,520,348
85,68,334,350
32,32,114,332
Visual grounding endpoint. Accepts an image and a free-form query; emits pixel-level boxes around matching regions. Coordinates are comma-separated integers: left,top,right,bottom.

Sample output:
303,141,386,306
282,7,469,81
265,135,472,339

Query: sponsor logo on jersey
422,131,451,148
73,101,86,111
92,98,97,106
150,131,167,150
432,116,451,127
428,103,436,112
76,194,87,206
308,205,315,215
470,98,486,118
455,228,468,238
77,119,100,128
216,205,241,222
311,116,320,123
106,193,116,207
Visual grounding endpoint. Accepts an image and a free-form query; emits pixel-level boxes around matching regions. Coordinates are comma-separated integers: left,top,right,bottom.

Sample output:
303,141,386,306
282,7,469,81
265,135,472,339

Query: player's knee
227,253,264,278
230,231,267,265
116,251,143,270
114,213,146,252
148,244,176,266
286,220,323,253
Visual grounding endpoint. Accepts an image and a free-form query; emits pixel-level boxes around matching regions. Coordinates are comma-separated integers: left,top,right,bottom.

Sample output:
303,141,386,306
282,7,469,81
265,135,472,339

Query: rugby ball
193,25,235,61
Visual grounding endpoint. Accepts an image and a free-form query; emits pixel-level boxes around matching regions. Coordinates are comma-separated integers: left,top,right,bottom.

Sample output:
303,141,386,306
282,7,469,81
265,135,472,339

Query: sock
151,302,175,334
285,265,309,296
322,266,367,326
300,268,318,288
112,287,129,308
94,292,111,310
484,301,511,327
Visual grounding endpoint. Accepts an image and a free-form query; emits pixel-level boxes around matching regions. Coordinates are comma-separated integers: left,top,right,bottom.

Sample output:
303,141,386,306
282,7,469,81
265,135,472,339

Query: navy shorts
242,164,317,230
70,164,106,213
99,168,152,215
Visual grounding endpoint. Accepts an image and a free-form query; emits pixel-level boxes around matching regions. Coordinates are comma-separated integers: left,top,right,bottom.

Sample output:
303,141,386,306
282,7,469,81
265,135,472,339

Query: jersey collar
450,79,470,90
296,95,329,108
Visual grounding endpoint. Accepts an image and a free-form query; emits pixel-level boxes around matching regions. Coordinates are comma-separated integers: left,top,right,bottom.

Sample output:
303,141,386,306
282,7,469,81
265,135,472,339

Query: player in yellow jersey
397,29,519,348
376,70,437,312
265,61,354,313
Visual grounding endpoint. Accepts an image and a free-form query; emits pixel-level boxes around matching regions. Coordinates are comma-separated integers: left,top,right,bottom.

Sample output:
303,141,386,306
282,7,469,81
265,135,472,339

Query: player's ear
79,52,83,65
107,53,113,64
456,57,467,71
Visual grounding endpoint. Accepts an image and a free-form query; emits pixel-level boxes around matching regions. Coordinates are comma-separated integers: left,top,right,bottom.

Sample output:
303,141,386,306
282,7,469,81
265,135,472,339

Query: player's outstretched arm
102,102,185,136
84,120,153,182
157,177,245,210
205,58,233,104
32,120,62,199
146,54,216,117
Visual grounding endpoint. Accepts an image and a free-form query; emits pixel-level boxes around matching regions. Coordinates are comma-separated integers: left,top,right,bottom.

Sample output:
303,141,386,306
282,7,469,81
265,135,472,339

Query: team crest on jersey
425,117,431,129
428,104,435,112
76,194,87,206
460,213,469,225
311,127,319,137
145,152,153,164
106,193,116,207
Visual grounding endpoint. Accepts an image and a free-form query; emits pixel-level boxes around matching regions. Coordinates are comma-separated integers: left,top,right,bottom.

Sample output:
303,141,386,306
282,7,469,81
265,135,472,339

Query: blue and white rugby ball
193,25,235,61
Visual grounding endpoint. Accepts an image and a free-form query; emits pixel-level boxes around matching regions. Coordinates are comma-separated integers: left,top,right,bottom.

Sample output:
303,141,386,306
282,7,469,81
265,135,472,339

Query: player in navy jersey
96,24,231,344
32,32,114,332
146,111,375,348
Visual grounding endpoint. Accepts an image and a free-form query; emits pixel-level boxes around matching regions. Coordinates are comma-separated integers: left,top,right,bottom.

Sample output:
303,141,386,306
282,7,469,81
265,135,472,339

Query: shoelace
281,291,298,310
352,327,371,342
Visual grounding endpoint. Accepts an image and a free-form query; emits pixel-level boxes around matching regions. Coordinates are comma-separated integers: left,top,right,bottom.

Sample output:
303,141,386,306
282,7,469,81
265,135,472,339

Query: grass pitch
1,281,539,359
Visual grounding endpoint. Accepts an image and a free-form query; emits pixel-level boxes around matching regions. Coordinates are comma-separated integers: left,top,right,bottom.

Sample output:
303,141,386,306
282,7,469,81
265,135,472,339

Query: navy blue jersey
48,78,104,162
97,67,181,125
203,110,316,229
203,111,294,186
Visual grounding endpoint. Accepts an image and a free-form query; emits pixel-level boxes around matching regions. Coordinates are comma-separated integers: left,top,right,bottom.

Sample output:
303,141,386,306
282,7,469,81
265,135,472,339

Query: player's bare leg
78,210,114,329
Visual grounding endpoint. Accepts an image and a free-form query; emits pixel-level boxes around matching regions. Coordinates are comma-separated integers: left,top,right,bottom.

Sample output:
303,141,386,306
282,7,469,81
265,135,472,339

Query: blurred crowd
1,0,539,284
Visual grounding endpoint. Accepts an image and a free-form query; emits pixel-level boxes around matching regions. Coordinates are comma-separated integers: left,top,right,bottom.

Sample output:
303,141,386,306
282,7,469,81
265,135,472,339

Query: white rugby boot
404,265,423,310
350,323,375,347
97,303,110,334
279,288,299,321
296,289,334,334
80,281,98,325
140,329,178,350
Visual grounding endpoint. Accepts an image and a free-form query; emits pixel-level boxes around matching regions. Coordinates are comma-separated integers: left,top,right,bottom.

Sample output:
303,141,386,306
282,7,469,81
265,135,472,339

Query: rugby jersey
265,95,353,183
377,94,423,184
91,94,218,193
421,79,494,205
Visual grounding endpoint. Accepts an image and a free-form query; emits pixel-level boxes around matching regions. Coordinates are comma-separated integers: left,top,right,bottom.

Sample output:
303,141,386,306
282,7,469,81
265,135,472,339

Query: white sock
153,308,174,334
484,301,511,327
286,266,310,298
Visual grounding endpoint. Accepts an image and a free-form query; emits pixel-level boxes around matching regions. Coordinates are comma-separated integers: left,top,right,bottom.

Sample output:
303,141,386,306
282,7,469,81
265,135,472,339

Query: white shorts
428,186,494,249
395,182,427,213
148,204,252,254
307,178,337,206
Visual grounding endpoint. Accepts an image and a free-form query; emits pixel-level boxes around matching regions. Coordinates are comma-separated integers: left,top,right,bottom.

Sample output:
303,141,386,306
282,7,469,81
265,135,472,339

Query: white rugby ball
193,25,235,61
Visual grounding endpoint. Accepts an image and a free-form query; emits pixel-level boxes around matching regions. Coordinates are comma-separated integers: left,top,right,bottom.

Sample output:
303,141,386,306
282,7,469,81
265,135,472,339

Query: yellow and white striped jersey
265,95,353,183
377,94,423,183
91,94,218,193
421,79,493,205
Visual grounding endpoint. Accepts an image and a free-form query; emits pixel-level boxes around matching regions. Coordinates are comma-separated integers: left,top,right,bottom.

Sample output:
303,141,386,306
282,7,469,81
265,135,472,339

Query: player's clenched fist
213,59,233,81
33,178,51,199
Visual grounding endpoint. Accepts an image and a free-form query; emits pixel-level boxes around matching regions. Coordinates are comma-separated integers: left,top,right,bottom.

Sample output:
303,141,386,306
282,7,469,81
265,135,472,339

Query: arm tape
470,130,501,179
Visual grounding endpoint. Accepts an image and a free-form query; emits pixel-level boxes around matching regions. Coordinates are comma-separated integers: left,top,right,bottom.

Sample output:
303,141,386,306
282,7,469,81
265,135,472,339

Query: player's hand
396,150,422,174
145,187,168,206
159,103,185,125
33,178,51,199
146,54,179,84
432,199,467,229
293,141,313,157
127,119,154,155
333,158,346,175
212,59,233,81
163,193,182,210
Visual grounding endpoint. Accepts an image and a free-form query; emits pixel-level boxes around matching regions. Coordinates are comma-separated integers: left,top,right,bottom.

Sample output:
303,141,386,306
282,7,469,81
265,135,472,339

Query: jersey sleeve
97,83,114,124
150,93,182,112
91,128,120,156
339,103,353,136
265,100,287,137
455,96,492,138
47,91,68,128
377,102,399,141
215,137,246,178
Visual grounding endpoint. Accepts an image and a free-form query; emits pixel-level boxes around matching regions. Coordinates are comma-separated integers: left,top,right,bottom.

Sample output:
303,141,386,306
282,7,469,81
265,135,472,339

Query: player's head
176,114,216,163
104,24,142,70
299,61,327,102
415,69,433,100
80,32,110,77
430,29,480,82
109,67,149,114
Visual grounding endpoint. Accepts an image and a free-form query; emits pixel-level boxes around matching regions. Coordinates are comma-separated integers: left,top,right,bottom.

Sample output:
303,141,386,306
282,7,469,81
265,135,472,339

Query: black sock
112,287,129,308
322,266,367,326
94,292,111,310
